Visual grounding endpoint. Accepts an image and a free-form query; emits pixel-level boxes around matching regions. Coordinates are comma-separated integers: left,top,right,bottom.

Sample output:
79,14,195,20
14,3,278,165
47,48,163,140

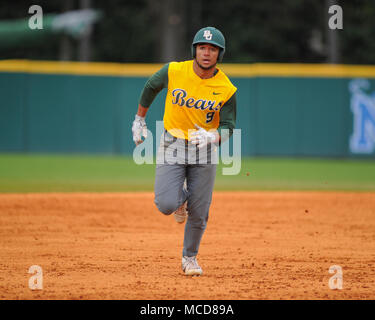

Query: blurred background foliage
0,0,374,64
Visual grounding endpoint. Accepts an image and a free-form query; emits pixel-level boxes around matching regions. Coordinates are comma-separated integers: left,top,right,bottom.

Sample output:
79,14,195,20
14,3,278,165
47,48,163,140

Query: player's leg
154,129,188,215
154,163,187,215
183,163,216,257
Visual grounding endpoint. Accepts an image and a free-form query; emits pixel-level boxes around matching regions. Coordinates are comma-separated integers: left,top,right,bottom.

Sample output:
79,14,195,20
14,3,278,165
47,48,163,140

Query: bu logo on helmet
203,30,212,40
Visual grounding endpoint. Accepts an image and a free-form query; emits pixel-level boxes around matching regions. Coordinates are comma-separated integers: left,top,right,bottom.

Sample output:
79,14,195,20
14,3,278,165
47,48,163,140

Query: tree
0,0,374,64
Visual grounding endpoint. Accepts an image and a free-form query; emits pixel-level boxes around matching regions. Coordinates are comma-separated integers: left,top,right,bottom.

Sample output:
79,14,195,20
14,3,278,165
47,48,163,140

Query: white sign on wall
349,79,375,154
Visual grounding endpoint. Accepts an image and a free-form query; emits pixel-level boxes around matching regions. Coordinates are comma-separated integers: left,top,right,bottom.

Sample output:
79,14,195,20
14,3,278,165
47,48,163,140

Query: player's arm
132,64,169,145
138,63,169,112
217,92,237,143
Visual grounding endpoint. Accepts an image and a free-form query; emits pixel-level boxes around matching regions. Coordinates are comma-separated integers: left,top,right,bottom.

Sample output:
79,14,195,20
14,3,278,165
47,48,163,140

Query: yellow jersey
163,60,237,139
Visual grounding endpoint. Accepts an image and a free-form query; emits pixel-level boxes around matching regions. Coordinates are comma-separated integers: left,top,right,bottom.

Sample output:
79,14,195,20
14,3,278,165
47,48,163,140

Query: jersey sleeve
138,63,169,108
218,92,237,142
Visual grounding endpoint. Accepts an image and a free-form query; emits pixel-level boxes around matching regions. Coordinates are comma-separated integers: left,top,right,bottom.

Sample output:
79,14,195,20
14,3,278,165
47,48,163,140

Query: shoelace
184,256,200,270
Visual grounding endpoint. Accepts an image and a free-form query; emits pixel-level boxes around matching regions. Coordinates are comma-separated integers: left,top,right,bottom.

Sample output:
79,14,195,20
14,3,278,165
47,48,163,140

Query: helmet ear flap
191,44,196,59
218,48,225,62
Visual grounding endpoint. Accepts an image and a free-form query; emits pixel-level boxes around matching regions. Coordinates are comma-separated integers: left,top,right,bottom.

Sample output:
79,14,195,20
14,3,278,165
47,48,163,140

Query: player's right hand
132,114,148,145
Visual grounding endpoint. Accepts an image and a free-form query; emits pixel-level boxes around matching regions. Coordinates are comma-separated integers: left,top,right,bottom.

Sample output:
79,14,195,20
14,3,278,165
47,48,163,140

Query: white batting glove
190,124,217,149
132,114,148,145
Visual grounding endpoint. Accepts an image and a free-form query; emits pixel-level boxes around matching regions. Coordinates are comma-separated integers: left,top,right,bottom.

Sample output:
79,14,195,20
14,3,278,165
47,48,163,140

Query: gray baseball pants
154,130,217,257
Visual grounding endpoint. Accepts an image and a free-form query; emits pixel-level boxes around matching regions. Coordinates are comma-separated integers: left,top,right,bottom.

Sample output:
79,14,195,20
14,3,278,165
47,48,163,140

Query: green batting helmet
191,26,225,62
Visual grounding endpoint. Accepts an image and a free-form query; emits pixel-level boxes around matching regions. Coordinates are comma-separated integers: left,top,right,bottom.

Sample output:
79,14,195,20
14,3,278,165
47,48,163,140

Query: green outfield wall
1,60,375,157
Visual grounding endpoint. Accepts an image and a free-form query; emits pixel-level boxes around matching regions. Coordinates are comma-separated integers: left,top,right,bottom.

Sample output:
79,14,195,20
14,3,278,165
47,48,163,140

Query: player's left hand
190,124,218,149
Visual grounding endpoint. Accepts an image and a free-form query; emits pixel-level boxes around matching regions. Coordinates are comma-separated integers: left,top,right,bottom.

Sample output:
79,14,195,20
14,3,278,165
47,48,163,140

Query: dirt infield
0,191,374,300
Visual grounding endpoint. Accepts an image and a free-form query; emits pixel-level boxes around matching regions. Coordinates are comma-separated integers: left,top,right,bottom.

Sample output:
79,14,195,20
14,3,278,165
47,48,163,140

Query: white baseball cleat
173,201,187,223
182,256,203,276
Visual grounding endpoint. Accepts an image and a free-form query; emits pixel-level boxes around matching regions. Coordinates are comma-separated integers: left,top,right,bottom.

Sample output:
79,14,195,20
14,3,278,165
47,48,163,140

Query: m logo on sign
349,79,375,154
203,30,212,40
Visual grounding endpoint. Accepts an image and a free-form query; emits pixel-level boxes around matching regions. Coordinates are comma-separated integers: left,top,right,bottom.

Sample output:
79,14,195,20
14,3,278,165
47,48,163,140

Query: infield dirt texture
1,191,374,299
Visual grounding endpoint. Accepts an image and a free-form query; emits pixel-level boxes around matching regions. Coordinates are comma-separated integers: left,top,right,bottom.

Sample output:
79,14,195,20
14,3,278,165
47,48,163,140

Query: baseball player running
132,27,237,276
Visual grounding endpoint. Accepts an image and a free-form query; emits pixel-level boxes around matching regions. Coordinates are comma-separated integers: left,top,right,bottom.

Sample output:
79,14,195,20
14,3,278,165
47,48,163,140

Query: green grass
0,153,375,192
216,157,375,191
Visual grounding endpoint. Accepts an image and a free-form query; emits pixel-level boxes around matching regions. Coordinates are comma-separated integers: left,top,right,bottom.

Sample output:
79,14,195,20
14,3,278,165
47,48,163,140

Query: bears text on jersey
171,88,223,111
